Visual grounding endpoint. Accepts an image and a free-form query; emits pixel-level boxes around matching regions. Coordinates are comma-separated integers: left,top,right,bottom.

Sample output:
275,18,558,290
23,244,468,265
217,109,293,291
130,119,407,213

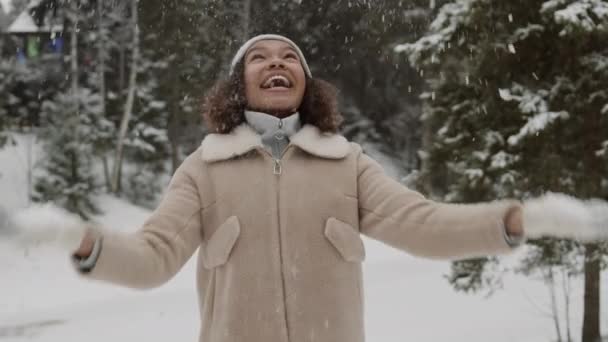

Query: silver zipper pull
273,159,282,175
278,120,283,128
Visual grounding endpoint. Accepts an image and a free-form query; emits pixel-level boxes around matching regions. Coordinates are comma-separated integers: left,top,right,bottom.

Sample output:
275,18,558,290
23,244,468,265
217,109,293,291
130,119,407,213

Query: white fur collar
289,124,351,159
201,123,351,162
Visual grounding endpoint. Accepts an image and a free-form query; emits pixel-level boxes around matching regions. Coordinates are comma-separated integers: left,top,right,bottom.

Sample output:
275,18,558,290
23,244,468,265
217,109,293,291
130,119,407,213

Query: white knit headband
229,34,312,77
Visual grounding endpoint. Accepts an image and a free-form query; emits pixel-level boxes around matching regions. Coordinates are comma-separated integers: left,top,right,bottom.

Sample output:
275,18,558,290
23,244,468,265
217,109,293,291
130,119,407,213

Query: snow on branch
499,84,570,146
509,24,546,43
507,111,568,146
596,141,608,157
394,0,478,67
542,0,608,35
541,0,572,13
489,150,518,170
580,52,608,72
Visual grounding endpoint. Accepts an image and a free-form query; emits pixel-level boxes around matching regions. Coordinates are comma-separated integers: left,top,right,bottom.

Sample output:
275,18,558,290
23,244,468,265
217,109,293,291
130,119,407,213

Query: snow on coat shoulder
9,203,89,252
523,192,608,242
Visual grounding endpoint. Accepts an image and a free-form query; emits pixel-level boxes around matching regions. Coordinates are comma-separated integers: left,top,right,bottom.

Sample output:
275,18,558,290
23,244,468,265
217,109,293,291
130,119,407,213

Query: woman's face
243,40,306,117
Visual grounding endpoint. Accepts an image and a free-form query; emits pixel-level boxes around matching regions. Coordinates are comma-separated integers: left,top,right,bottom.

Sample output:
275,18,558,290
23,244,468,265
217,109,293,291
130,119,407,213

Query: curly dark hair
201,61,343,134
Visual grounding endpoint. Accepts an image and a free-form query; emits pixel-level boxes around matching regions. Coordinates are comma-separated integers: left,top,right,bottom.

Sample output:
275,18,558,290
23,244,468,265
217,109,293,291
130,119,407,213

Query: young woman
11,34,606,342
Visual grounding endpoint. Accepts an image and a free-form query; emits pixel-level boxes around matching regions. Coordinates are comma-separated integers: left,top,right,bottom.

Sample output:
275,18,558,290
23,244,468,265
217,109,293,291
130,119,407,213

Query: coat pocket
201,216,241,269
324,217,366,262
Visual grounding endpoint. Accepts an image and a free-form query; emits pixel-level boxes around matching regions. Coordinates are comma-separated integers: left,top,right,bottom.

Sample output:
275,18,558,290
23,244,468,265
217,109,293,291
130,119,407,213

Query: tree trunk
97,0,106,116
119,42,125,100
102,155,111,190
242,0,251,42
547,268,563,342
166,46,181,173
562,270,572,342
582,243,601,342
167,109,180,173
26,128,34,205
111,0,139,194
70,0,79,114
97,0,111,191
70,0,79,192
580,48,603,342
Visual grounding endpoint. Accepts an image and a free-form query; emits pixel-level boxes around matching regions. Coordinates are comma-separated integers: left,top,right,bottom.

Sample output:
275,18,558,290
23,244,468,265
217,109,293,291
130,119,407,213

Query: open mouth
261,75,292,89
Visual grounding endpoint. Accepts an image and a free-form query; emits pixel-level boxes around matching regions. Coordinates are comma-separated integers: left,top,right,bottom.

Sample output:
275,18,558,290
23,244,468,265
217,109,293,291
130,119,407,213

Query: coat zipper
273,158,282,175
260,146,290,341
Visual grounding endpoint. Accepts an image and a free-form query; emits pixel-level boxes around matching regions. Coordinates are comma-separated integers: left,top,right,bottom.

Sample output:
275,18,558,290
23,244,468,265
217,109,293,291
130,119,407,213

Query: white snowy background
1,134,606,342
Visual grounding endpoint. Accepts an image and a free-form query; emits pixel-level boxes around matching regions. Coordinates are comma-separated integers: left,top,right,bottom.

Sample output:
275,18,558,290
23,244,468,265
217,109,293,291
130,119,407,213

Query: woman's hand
522,192,608,241
74,231,96,258
504,205,524,237
11,203,92,252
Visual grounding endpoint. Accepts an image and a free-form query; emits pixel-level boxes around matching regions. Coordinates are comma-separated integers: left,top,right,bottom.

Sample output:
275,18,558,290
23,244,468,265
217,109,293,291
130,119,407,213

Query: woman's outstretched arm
356,151,522,260
73,152,204,289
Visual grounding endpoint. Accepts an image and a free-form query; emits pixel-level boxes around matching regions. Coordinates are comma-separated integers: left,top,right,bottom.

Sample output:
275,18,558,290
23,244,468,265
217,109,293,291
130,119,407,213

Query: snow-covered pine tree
0,59,15,147
138,0,220,171
89,0,122,191
396,0,608,340
108,0,247,204
33,88,106,219
71,0,169,201
1,58,48,130
33,0,113,219
106,42,172,205
121,68,170,207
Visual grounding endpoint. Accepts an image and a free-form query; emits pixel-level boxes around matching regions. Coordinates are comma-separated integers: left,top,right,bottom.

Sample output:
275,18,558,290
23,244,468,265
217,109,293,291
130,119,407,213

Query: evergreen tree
121,69,170,207
397,0,608,340
0,59,16,147
33,88,108,219
138,0,221,171
32,0,112,219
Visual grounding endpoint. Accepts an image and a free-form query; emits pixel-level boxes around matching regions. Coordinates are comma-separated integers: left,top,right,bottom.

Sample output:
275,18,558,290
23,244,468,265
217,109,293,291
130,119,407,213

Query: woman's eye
250,54,264,61
285,53,298,60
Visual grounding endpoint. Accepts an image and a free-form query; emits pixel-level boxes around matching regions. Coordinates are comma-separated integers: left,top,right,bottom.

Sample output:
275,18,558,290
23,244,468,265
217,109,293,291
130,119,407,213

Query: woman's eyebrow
245,45,298,59
245,47,267,58
282,46,298,54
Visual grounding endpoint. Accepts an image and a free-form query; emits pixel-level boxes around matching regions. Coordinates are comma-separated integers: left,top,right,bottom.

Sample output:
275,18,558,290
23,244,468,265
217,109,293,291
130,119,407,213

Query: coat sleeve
74,152,204,289
357,151,520,260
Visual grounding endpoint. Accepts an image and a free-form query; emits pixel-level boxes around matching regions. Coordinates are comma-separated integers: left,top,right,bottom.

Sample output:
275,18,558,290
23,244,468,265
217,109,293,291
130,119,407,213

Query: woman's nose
268,58,286,69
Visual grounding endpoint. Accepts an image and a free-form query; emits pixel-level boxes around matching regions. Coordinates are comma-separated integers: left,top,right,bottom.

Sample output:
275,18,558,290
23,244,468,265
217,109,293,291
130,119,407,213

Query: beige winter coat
79,123,520,342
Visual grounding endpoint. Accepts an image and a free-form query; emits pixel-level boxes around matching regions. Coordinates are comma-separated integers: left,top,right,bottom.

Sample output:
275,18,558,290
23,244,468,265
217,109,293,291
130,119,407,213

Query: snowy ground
1,134,606,342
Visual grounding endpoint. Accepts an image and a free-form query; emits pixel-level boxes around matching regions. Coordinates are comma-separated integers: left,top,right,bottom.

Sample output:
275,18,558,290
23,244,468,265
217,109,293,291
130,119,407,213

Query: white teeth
263,75,290,88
